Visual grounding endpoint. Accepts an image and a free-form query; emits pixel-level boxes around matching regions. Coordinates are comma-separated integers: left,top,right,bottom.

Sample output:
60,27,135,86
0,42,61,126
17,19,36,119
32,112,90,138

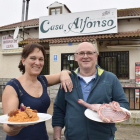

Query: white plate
84,107,131,123
0,113,52,126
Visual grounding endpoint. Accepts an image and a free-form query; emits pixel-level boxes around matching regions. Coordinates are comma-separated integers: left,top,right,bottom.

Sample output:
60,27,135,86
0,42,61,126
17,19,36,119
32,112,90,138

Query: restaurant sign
39,8,117,39
2,35,18,49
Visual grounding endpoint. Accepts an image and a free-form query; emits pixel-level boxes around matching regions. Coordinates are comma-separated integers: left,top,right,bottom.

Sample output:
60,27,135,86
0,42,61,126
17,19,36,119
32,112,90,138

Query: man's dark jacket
52,65,129,140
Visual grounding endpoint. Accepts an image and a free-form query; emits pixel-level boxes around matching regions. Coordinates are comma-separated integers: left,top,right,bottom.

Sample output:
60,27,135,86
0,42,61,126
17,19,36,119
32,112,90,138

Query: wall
50,43,78,74
129,49,140,79
23,28,39,39
0,54,22,78
118,19,140,32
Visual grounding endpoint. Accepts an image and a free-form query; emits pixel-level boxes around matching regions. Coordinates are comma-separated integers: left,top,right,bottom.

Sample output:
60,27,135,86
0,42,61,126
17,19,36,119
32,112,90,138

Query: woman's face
22,48,44,76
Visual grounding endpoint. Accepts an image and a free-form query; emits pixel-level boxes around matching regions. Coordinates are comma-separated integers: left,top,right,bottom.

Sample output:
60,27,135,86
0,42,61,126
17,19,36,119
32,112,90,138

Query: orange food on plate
8,105,39,122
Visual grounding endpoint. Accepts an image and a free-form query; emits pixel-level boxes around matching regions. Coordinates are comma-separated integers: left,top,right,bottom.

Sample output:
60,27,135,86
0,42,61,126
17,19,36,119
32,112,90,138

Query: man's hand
53,126,62,140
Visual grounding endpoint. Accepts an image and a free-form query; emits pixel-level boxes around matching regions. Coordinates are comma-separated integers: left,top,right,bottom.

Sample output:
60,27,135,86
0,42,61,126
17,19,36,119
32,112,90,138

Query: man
52,42,129,140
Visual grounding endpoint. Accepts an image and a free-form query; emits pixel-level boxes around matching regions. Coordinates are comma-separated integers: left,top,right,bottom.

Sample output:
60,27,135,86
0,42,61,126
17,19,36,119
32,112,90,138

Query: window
61,53,78,71
98,51,129,79
40,54,50,75
56,8,61,14
49,7,62,15
51,9,55,15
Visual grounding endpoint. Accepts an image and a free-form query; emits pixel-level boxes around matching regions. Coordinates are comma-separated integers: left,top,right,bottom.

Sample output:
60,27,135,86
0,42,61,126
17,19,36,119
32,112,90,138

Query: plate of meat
84,107,130,123
78,99,131,123
0,113,52,126
0,103,52,125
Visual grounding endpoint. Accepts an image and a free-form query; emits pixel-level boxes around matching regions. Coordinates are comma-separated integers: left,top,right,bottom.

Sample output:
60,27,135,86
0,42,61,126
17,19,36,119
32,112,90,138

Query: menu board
135,62,140,87
135,89,139,103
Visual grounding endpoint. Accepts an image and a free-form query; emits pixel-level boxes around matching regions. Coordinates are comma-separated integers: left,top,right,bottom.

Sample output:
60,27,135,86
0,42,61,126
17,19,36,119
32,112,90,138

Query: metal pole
25,0,30,21
21,0,26,21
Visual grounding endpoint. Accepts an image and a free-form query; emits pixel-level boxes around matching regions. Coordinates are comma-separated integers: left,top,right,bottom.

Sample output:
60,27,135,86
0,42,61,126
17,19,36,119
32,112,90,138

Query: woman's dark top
5,75,50,140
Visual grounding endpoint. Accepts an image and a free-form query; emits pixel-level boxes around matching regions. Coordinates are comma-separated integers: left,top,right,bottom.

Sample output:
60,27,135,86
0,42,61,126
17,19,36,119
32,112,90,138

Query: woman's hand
8,124,24,131
4,124,28,136
3,124,24,136
60,70,73,92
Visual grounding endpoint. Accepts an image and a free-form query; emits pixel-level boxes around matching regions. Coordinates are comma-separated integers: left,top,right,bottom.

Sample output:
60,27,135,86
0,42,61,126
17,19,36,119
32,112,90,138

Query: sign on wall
39,8,117,39
53,54,58,61
135,62,140,103
135,62,140,87
2,35,18,49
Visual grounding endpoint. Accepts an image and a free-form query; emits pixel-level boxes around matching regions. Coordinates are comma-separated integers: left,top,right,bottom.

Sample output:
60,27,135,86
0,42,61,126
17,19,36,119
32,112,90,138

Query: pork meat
78,99,130,123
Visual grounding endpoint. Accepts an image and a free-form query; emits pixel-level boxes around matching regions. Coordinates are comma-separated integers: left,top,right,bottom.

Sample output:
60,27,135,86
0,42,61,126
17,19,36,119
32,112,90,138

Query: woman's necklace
30,81,41,93
34,87,40,93
34,85,40,93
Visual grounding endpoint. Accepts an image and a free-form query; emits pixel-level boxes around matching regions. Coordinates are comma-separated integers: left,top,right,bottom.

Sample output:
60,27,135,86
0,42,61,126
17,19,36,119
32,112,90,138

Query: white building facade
0,2,140,110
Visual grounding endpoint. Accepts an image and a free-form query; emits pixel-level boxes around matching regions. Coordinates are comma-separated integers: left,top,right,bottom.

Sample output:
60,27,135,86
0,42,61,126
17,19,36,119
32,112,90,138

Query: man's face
74,42,98,71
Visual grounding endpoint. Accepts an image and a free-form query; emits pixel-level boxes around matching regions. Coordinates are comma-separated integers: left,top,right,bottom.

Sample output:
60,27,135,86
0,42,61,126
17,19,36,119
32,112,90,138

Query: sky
0,0,140,27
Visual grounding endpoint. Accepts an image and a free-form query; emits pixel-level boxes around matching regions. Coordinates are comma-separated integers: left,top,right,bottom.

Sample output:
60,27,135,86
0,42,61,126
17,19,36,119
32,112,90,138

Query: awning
0,49,23,55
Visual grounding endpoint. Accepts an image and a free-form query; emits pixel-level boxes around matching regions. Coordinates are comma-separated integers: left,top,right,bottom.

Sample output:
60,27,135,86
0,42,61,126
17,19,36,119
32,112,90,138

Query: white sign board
2,35,18,49
39,8,117,39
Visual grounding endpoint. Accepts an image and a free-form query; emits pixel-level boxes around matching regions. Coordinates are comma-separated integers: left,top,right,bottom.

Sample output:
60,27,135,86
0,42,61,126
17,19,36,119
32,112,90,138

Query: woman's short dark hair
18,43,46,74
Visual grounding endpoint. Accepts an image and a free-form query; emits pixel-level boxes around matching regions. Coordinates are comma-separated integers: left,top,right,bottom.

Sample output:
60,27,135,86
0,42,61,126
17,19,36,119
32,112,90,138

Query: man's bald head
75,42,97,53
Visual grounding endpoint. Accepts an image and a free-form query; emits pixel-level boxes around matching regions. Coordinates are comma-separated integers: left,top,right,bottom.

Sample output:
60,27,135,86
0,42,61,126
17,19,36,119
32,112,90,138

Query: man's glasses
75,51,97,57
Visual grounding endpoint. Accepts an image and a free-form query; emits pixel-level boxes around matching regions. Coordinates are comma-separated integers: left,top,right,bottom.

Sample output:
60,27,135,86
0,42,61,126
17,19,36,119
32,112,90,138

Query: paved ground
0,124,140,140
0,126,6,140
115,124,140,140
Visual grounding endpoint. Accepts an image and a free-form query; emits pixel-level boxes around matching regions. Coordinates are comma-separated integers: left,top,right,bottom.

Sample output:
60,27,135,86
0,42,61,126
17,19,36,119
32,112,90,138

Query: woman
2,43,73,140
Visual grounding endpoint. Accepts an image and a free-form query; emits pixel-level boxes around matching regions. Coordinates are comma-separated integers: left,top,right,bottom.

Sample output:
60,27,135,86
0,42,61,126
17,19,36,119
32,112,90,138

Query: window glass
51,9,55,15
56,8,60,14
